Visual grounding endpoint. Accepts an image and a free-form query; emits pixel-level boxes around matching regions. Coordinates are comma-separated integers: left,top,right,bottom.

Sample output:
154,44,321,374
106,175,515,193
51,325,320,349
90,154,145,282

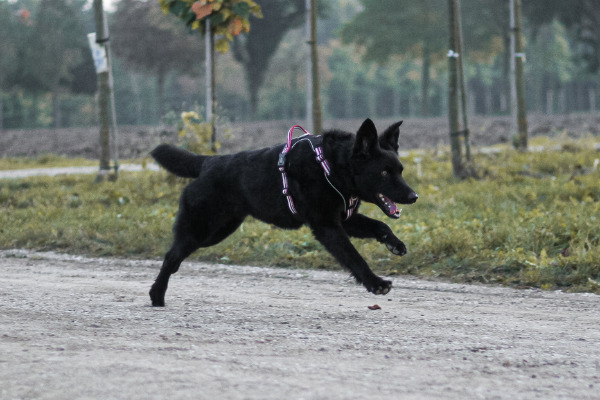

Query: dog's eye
381,170,388,177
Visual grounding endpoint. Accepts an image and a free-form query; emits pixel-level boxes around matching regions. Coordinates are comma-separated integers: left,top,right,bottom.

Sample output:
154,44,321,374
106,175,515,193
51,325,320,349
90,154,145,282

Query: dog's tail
151,144,206,178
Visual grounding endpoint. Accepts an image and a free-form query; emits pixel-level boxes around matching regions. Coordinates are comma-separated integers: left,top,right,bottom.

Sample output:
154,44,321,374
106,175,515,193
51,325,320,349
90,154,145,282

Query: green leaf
168,0,187,17
184,9,196,26
209,12,224,27
232,2,250,18
215,38,230,53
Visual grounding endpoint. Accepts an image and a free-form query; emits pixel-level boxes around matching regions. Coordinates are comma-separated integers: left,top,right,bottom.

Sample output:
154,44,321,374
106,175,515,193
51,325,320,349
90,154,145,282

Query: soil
2,114,600,158
1,250,599,399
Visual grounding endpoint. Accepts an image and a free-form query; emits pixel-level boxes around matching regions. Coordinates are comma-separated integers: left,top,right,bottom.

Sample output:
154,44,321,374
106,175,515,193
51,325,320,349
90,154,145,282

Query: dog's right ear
353,118,378,158
379,121,403,153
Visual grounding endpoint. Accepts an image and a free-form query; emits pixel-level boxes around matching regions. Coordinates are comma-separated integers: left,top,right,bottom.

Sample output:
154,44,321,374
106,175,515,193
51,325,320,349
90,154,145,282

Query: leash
278,125,358,220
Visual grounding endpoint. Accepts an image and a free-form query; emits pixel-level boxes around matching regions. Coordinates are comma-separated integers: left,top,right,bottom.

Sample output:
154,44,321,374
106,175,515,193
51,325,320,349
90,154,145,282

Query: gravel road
1,250,599,400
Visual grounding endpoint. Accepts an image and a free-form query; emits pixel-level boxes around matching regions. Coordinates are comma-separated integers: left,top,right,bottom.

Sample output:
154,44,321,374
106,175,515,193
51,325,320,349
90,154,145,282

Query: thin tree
205,20,216,151
158,0,261,149
447,0,463,178
509,0,528,150
306,0,322,134
455,0,470,162
92,0,115,181
447,0,475,178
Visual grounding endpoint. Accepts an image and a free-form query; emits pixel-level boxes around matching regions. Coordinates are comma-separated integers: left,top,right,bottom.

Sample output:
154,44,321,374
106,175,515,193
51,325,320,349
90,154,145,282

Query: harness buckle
277,152,286,168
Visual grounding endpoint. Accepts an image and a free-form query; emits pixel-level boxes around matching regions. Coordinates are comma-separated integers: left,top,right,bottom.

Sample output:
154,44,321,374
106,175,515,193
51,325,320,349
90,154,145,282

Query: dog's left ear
379,121,403,153
353,118,379,158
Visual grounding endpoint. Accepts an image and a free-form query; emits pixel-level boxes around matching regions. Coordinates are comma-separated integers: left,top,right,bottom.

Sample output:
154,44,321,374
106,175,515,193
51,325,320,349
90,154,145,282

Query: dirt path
1,250,599,400
0,163,160,179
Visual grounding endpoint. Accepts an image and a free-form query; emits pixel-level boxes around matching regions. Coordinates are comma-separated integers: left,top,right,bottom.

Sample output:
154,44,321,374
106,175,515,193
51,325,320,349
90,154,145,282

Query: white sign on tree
87,33,108,74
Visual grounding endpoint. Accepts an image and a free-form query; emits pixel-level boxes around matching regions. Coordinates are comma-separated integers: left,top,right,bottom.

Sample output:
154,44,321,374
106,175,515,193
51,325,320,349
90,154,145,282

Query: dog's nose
407,192,419,202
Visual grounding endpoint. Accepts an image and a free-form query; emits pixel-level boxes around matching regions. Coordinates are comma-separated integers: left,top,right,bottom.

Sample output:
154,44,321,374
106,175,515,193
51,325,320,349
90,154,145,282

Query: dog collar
278,125,358,220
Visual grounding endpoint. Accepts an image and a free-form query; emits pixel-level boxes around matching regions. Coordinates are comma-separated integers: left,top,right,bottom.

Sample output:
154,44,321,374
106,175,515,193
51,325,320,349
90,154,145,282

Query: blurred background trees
1,0,600,130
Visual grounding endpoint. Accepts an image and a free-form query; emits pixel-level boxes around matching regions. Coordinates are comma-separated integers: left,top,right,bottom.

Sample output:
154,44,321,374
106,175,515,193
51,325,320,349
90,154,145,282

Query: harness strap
279,125,358,220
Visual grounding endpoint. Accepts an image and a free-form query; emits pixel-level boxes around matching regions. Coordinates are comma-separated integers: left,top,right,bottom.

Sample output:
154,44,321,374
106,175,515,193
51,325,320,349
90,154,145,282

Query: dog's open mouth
376,193,402,219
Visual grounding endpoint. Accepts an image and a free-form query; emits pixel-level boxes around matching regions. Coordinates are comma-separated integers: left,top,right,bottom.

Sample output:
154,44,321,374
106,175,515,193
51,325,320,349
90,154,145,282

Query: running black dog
149,118,418,306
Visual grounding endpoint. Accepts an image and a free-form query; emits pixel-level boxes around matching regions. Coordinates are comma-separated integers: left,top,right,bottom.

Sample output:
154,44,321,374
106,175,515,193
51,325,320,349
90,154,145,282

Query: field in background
3,113,600,159
1,131,599,293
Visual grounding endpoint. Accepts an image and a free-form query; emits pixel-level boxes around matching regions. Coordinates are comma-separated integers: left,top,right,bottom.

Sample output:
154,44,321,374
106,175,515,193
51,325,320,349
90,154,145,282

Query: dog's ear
353,118,379,158
379,121,403,153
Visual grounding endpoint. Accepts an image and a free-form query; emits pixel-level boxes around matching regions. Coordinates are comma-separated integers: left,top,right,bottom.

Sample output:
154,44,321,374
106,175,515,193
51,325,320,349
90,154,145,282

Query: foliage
111,0,204,119
111,1,203,77
3,0,600,127
1,137,599,292
341,0,446,64
7,0,96,127
158,0,262,53
21,0,91,93
176,111,219,154
0,2,18,89
231,0,307,116
523,0,600,72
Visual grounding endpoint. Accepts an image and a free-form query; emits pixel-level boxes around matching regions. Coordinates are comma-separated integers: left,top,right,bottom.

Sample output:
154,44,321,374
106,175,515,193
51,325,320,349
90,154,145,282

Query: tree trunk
0,79,3,132
249,80,259,118
420,45,431,117
97,71,111,171
485,86,492,115
559,87,566,114
52,87,61,129
511,0,528,150
502,25,510,114
447,0,463,178
308,0,322,134
205,21,217,152
93,0,111,178
131,72,143,125
455,0,470,161
157,71,165,123
546,89,554,115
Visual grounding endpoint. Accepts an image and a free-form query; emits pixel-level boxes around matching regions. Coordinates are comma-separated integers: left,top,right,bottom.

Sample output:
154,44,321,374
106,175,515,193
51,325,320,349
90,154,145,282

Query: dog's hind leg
150,237,200,307
149,215,244,307
311,225,392,295
343,214,407,256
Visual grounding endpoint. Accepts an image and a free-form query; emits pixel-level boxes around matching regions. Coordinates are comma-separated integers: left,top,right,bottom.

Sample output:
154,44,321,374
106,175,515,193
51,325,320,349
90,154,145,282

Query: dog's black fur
149,118,418,306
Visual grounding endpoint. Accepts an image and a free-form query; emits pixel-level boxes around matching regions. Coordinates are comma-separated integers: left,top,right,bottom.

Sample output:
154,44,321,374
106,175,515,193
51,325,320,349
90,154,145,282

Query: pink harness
278,125,358,220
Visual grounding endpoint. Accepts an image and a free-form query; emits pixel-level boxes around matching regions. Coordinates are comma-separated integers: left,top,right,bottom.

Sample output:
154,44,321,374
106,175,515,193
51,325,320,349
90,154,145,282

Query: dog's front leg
343,214,407,256
311,225,392,295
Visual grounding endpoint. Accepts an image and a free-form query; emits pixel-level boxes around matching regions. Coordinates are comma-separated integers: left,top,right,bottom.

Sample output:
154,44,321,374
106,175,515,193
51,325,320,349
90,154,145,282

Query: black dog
149,118,418,306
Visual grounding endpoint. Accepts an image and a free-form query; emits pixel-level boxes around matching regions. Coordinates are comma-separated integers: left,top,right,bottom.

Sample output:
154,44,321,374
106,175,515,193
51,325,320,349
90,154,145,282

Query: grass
1,137,599,293
0,154,98,170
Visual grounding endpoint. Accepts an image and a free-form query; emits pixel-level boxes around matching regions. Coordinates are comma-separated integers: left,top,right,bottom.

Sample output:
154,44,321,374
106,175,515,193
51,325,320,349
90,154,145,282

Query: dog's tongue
378,193,402,218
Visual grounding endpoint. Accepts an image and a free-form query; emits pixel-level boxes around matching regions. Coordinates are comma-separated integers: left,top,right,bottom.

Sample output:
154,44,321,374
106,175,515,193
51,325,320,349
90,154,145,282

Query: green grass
0,154,98,170
1,138,599,292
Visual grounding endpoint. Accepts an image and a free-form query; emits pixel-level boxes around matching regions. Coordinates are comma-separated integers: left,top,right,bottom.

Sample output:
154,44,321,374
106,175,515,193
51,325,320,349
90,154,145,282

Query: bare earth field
2,114,600,158
1,250,599,400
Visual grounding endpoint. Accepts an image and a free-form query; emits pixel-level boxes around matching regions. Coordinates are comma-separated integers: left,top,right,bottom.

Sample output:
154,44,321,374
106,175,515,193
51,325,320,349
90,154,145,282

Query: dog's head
351,119,418,219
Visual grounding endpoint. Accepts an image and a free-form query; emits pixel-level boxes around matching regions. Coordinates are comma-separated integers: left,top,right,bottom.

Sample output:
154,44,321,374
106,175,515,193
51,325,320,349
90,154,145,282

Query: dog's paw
149,286,166,307
385,239,407,256
365,277,393,295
